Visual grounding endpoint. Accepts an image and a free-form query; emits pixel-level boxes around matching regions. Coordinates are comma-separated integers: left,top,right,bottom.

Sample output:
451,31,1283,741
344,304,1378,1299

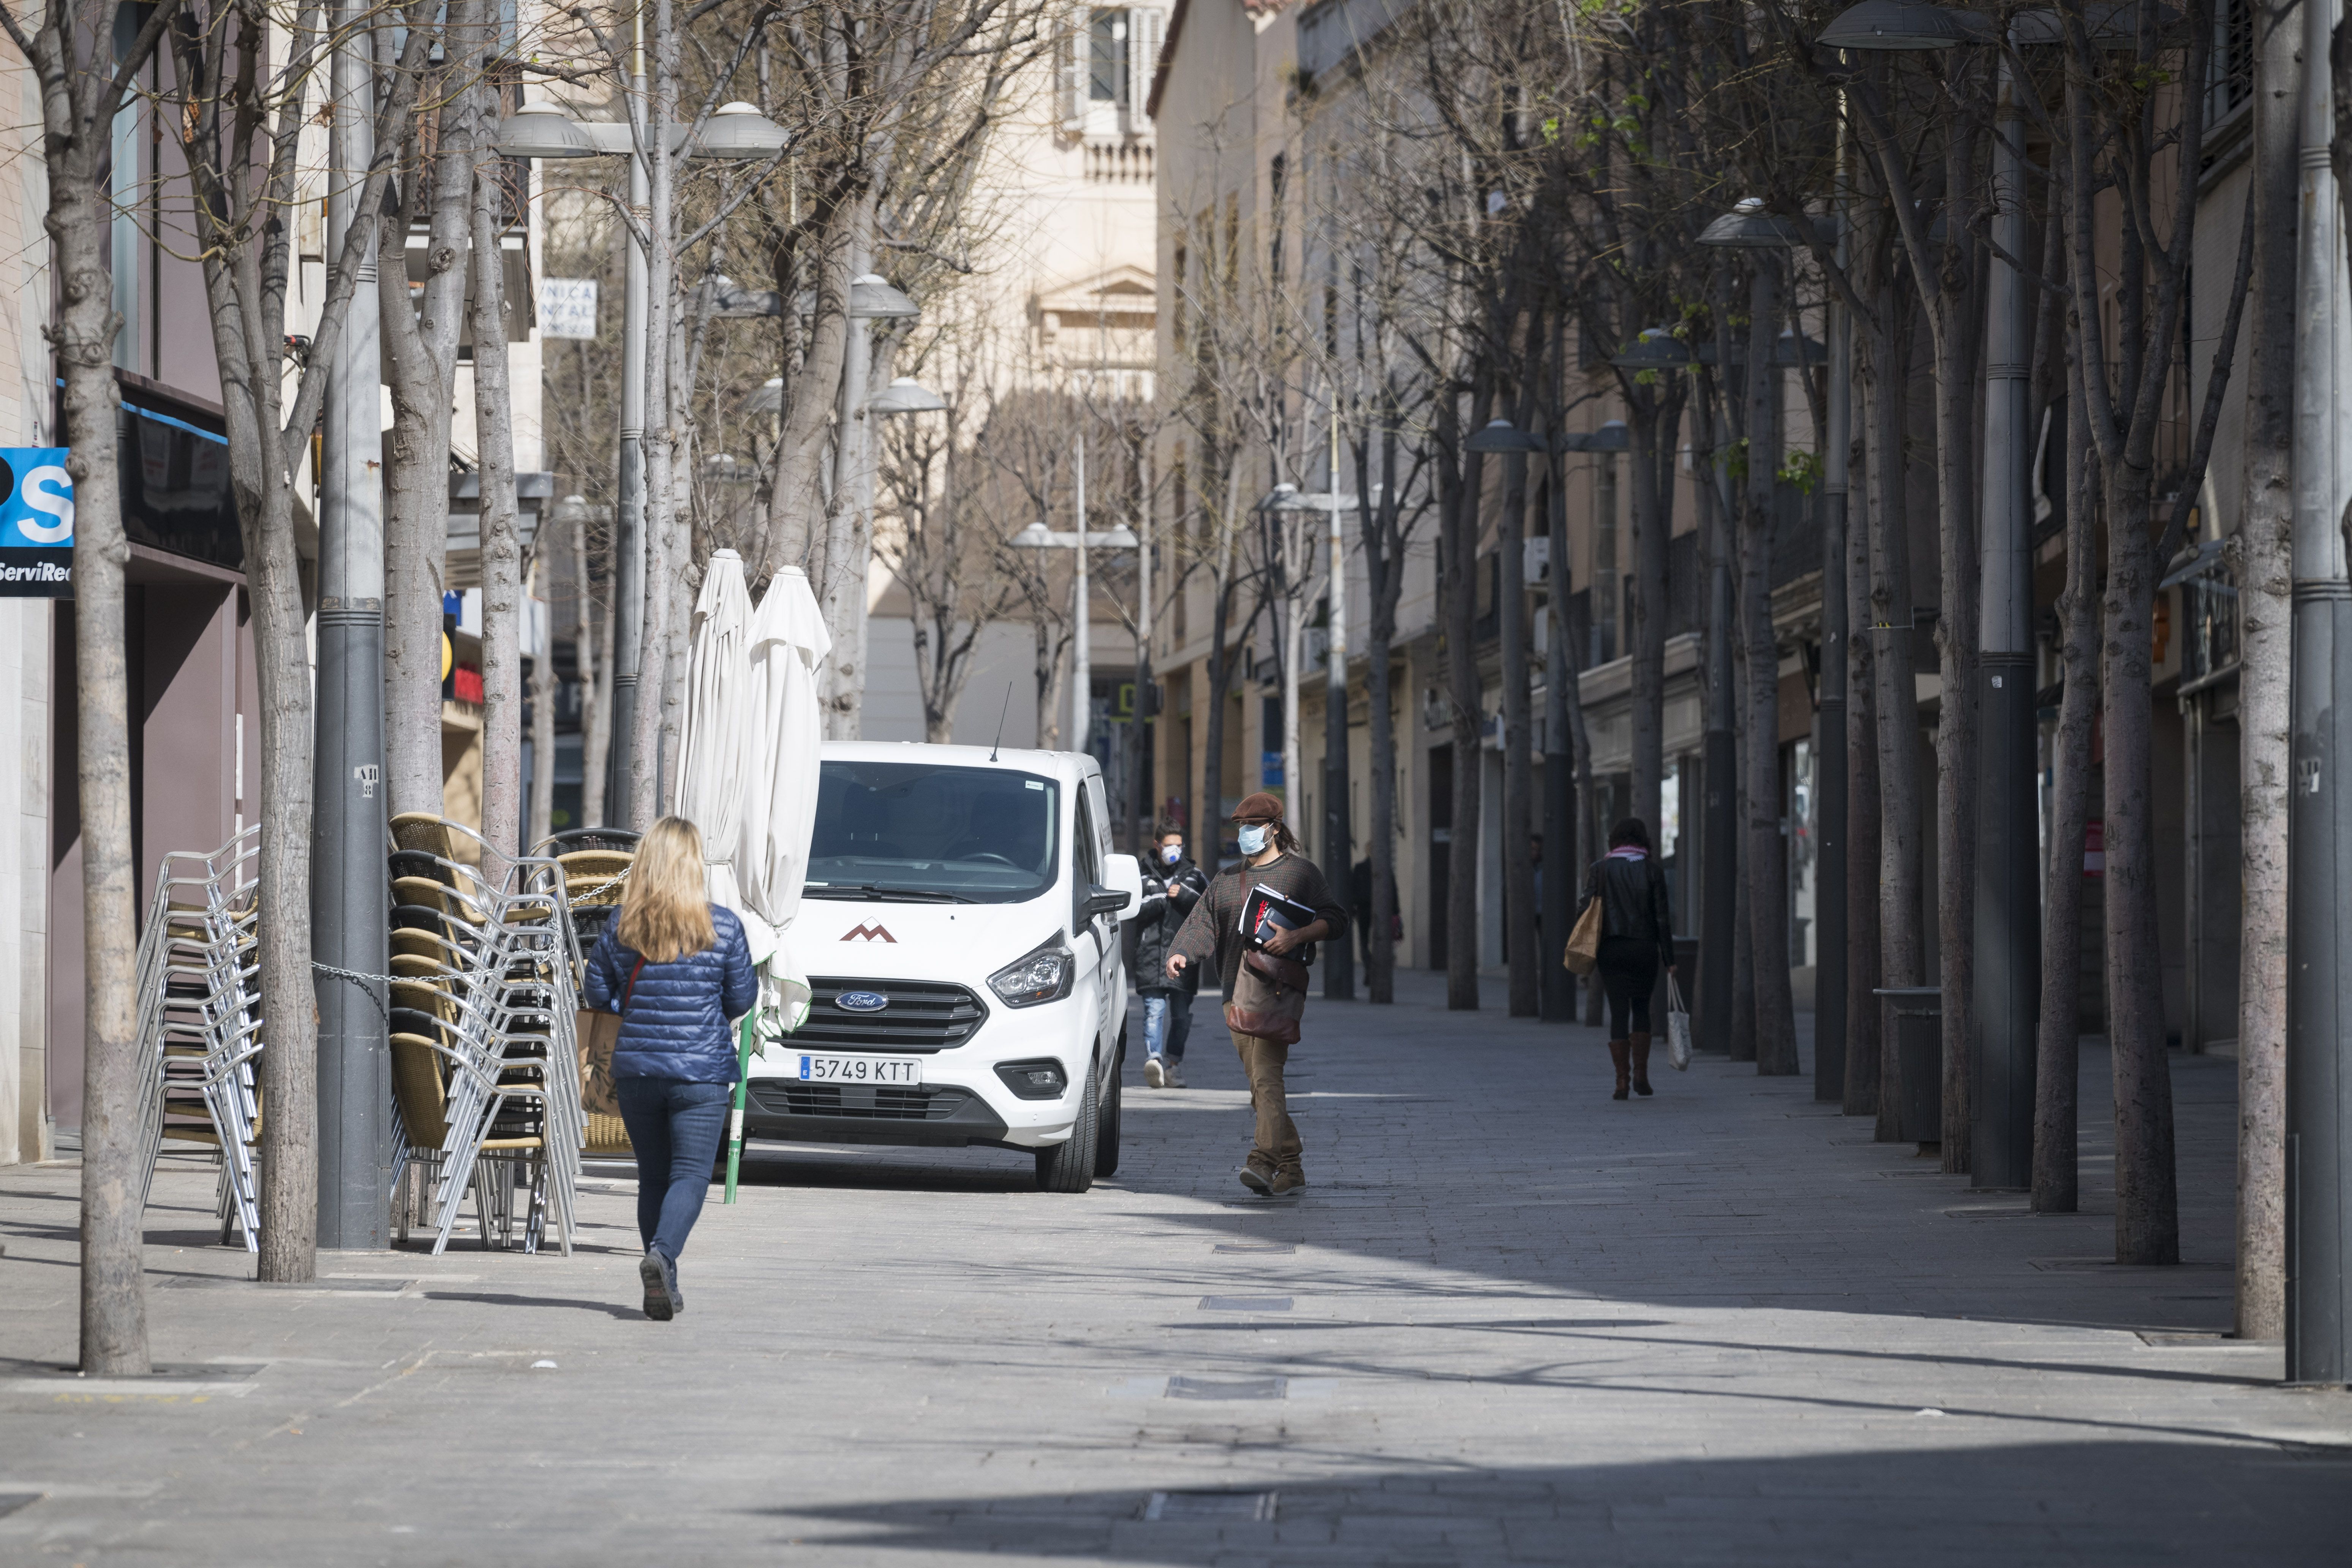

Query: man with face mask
1130,821,1207,1087
1166,793,1349,1195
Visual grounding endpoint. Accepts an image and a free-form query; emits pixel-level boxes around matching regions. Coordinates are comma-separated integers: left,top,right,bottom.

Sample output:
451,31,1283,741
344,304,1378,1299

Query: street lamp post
1016,443,1140,758
313,0,390,1250
498,93,793,819
2288,0,2352,1386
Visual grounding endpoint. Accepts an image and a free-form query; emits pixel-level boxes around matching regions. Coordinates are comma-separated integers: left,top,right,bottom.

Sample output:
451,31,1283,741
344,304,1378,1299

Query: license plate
793,1053,923,1086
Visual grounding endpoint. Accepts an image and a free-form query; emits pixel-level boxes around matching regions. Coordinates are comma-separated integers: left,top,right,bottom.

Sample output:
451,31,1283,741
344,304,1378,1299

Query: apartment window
2210,0,2251,125
1090,9,1127,102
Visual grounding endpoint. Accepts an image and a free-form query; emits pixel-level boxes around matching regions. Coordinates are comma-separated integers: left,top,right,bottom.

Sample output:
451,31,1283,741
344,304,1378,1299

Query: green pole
723,1015,753,1203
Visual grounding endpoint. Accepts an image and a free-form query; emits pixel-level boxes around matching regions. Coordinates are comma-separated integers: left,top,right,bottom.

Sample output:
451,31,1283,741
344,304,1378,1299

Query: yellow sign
440,632,454,681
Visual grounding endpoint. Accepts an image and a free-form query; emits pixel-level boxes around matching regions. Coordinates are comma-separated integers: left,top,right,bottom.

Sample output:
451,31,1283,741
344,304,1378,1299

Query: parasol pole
724,1013,753,1202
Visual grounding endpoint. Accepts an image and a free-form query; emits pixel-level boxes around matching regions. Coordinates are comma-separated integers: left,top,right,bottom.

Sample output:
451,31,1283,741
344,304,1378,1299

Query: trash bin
1872,986,1943,1146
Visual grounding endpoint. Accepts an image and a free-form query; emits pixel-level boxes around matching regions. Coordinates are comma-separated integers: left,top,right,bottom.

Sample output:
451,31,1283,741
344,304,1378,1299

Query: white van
739,741,1145,1192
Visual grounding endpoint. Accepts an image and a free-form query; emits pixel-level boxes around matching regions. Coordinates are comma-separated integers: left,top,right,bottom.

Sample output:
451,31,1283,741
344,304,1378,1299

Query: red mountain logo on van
841,923,897,943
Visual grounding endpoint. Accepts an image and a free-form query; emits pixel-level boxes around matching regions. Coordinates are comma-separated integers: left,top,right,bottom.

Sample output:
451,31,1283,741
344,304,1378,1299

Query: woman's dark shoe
1608,1039,1632,1100
639,1253,673,1321
1629,1032,1654,1096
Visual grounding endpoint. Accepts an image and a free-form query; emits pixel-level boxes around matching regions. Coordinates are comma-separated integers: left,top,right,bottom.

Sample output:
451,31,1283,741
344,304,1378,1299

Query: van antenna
988,683,1013,762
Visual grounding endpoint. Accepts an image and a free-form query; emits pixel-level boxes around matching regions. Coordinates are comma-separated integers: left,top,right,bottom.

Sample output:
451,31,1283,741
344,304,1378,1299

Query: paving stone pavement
3,971,2349,1566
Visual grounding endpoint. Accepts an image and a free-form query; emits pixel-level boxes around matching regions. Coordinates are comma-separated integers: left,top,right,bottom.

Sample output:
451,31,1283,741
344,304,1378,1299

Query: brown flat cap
1231,791,1285,823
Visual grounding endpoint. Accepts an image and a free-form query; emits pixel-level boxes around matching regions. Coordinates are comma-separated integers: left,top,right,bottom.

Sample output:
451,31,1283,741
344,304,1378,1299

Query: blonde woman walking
583,817,757,1320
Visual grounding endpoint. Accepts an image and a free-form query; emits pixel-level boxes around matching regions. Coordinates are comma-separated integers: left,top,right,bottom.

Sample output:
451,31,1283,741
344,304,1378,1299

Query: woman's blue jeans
616,1078,732,1260
1142,989,1192,1065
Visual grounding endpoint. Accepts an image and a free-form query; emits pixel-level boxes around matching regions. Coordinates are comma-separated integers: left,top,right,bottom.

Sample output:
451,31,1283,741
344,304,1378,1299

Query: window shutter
1128,8,1165,132
1059,6,1087,133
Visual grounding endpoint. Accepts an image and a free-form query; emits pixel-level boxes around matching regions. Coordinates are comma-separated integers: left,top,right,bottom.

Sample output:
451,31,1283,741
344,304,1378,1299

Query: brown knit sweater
1168,851,1350,1002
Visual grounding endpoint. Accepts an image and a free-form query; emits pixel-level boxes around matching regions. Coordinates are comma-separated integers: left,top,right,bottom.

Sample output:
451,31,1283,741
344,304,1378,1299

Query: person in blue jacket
584,815,757,1320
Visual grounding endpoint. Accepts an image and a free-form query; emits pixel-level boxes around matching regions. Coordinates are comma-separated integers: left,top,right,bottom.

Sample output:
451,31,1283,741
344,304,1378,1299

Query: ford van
738,742,1145,1191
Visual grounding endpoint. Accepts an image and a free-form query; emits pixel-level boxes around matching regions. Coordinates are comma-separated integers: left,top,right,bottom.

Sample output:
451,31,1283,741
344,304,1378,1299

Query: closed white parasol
670,549,755,915
735,564,830,1041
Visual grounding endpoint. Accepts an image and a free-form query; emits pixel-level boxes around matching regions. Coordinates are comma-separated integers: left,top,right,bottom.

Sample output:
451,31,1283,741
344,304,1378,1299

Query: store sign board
0,447,73,597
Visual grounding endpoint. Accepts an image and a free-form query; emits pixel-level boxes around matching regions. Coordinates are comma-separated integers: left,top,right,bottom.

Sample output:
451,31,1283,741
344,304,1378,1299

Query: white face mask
1236,824,1271,856
1160,843,1183,865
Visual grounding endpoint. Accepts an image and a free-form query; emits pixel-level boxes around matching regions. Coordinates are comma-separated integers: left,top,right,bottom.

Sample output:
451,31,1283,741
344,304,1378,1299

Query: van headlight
988,934,1076,1007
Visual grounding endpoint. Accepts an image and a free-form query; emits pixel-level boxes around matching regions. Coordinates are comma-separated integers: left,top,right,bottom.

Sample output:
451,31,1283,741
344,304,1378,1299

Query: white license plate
793,1053,923,1086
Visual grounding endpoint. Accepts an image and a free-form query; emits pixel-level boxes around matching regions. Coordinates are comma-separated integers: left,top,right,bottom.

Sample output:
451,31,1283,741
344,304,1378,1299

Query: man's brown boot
1608,1039,1631,1100
1629,1032,1654,1096
1271,1164,1306,1195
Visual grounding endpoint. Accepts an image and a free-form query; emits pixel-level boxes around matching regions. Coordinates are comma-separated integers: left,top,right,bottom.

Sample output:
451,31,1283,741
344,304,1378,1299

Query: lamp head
694,101,791,159
1465,418,1544,453
849,273,920,320
495,106,597,159
868,377,948,414
1817,0,1993,50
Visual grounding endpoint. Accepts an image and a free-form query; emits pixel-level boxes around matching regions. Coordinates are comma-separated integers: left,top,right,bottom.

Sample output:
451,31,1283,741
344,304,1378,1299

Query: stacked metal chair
531,827,639,1156
385,815,583,1255
134,827,266,1250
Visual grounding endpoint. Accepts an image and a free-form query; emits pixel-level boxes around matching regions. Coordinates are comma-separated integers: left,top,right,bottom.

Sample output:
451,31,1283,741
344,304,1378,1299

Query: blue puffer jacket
584,906,759,1083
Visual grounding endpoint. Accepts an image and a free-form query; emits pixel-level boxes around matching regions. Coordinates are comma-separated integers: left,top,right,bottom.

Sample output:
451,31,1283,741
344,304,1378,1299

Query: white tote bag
1665,972,1693,1071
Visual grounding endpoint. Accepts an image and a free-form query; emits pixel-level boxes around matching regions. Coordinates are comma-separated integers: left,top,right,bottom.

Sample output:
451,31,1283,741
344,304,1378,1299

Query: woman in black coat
584,815,757,1320
1582,817,1676,1100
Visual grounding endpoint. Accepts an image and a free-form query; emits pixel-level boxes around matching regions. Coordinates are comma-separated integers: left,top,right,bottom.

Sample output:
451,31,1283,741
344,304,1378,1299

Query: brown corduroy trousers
1231,1029,1303,1174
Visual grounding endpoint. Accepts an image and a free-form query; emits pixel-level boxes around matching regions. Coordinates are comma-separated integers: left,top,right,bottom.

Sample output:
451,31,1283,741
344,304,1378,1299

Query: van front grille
791,978,988,1053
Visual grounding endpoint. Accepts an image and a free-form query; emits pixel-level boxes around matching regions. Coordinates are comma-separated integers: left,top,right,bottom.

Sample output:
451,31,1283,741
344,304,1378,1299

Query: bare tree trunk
1862,286,1926,1141
1353,421,1403,1002
2099,482,2179,1265
528,582,556,852
380,0,475,819
1744,266,1800,1075
576,509,611,829
471,111,523,880
52,121,149,1373
631,0,681,826
1499,394,1540,1019
1198,462,1244,844
1843,506,1884,1118
1442,386,1493,1011
760,196,855,576
2035,355,2098,1215
659,536,692,812
1625,392,1681,829
1729,646,1756,1064
1930,312,1984,1174
2227,0,2298,1336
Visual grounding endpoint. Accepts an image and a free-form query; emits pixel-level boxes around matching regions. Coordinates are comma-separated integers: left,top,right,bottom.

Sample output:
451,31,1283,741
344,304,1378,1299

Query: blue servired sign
0,447,73,598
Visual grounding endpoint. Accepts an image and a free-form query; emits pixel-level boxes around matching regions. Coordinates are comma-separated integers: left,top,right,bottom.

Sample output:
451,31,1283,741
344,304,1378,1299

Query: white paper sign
539,278,599,340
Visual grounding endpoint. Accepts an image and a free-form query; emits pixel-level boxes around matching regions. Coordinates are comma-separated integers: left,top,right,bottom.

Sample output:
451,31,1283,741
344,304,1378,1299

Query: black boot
1608,1039,1631,1100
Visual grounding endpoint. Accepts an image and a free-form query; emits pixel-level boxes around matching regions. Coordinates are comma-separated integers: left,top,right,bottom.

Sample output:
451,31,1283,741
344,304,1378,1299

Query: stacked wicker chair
134,828,266,1249
532,827,639,1157
385,814,583,1255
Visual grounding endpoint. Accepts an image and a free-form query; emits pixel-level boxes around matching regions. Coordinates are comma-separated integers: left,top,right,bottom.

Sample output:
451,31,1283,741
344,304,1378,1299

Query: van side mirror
1083,884,1131,917
1099,852,1144,917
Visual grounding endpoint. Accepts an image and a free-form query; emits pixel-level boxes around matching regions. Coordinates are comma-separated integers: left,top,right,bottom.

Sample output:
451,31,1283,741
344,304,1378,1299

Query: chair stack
134,828,266,1250
532,827,640,1156
386,814,583,1255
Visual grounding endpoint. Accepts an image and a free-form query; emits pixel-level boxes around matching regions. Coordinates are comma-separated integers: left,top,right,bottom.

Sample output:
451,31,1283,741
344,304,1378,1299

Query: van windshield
803,762,1061,904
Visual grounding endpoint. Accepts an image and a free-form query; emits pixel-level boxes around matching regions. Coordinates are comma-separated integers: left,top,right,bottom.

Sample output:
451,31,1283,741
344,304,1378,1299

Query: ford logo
835,990,889,1013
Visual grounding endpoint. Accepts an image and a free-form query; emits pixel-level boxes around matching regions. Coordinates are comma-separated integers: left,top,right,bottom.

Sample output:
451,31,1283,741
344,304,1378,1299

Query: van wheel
1094,1037,1124,1179
1034,1058,1099,1193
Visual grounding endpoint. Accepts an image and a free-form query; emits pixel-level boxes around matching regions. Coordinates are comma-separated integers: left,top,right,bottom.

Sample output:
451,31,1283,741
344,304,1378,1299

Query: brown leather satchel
574,957,645,1118
1225,948,1311,1045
